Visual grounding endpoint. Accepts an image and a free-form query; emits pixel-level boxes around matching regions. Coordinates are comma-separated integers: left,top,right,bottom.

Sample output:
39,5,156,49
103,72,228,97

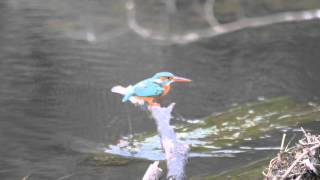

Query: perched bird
111,72,191,107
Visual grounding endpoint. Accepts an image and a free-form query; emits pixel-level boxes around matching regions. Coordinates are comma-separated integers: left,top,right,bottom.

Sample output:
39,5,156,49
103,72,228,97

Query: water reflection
127,0,320,43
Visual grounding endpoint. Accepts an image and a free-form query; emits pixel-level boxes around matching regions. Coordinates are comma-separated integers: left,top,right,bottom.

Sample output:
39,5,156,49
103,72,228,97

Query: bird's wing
133,80,163,97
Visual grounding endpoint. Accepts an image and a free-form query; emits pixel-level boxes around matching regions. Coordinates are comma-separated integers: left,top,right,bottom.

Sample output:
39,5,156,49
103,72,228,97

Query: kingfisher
111,72,191,107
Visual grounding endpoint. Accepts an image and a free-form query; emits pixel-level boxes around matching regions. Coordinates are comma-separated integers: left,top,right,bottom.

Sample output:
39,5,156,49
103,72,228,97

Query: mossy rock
85,152,149,166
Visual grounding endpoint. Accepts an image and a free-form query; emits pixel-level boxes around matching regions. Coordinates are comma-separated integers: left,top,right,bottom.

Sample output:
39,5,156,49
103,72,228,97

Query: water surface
1,0,320,179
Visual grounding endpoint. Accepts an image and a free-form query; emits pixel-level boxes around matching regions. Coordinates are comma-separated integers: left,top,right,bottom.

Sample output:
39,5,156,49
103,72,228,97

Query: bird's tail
122,90,133,102
111,85,130,95
111,85,144,105
111,85,133,102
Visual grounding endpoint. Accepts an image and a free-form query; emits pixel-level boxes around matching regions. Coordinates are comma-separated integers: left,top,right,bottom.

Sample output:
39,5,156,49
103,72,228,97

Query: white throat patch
154,79,163,84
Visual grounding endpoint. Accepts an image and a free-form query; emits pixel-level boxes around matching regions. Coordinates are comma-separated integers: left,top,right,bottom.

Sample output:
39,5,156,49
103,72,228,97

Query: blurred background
1,0,320,179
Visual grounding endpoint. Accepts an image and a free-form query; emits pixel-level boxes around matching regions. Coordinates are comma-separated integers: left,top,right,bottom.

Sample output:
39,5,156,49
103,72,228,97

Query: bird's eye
167,77,172,80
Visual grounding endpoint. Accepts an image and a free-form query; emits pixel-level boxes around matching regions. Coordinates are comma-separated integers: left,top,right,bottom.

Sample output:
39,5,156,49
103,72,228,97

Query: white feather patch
111,85,144,105
111,85,129,95
129,96,145,105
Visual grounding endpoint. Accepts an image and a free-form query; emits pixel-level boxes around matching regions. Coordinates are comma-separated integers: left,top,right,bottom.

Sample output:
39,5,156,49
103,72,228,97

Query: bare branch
142,161,163,180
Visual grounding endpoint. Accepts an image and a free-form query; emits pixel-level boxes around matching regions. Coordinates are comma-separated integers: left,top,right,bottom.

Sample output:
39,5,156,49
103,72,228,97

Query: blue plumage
122,78,163,102
133,79,164,97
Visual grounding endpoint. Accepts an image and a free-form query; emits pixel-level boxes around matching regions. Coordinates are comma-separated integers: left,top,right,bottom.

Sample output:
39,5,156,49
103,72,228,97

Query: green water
96,96,320,175
191,157,270,180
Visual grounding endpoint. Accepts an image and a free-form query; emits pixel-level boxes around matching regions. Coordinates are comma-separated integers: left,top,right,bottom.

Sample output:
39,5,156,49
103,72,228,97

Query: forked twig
280,144,320,180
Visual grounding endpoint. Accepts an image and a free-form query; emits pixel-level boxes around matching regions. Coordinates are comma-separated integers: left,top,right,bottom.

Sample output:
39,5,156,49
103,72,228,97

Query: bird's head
152,72,192,85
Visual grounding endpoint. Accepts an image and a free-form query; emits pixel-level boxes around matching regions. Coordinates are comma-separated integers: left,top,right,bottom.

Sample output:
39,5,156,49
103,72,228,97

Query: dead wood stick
142,161,163,180
149,103,189,180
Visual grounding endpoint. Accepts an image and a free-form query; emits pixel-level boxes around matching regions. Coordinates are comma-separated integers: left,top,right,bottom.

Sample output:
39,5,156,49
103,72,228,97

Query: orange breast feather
161,85,171,96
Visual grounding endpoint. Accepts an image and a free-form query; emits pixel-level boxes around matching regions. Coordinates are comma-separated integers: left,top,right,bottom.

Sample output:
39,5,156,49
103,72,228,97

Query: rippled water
1,0,320,179
104,97,320,161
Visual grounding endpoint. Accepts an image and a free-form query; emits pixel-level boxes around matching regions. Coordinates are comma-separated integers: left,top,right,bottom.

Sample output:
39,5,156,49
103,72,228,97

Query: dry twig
264,128,320,180
280,144,320,180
